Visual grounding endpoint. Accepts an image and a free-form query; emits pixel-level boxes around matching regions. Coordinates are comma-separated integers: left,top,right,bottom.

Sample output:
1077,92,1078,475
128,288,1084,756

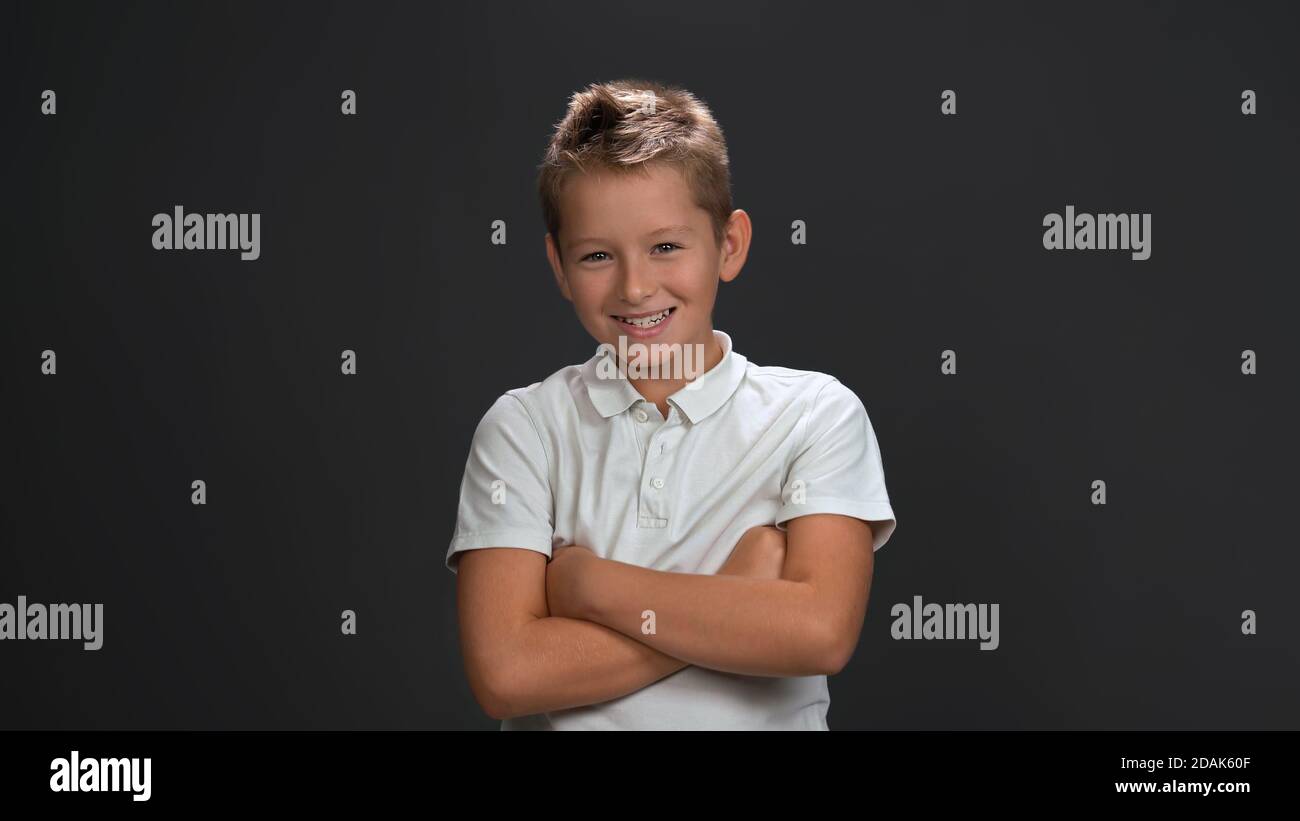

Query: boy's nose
616,261,657,303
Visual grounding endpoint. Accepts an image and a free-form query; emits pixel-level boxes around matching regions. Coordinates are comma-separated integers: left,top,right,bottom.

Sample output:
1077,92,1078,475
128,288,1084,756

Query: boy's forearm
491,614,688,720
569,558,831,677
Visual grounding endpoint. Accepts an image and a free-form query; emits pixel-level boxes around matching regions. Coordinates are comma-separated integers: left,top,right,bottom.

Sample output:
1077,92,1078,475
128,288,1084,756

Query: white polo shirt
446,329,897,730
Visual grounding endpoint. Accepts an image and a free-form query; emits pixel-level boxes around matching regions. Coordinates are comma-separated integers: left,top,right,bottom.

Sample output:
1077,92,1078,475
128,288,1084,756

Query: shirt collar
580,329,748,424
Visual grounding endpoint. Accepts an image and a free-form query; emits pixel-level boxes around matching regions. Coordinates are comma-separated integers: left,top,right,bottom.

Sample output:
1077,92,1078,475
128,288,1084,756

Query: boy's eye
580,243,679,263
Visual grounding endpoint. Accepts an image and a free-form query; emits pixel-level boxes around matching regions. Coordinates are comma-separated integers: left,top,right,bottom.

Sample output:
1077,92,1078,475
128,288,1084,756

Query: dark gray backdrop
3,0,1297,730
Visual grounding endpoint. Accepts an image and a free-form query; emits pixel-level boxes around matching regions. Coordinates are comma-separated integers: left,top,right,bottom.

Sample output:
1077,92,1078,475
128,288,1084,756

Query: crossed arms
455,513,876,720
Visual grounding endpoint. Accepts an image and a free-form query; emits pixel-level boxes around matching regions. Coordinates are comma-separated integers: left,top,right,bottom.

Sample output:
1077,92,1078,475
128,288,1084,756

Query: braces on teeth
617,308,672,327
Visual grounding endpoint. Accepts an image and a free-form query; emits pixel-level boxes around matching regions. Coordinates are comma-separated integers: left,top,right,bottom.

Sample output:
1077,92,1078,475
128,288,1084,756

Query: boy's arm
456,526,785,720
457,547,685,720
547,513,877,678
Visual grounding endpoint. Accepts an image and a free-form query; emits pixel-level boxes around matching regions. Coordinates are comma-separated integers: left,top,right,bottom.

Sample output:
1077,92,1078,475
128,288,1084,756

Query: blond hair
537,78,733,261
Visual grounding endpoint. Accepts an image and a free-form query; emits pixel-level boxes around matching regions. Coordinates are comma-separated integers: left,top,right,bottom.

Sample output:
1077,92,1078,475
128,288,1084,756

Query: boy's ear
717,209,752,285
544,232,573,302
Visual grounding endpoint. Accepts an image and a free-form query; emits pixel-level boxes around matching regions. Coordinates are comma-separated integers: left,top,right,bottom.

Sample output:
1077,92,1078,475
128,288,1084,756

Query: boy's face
545,162,747,375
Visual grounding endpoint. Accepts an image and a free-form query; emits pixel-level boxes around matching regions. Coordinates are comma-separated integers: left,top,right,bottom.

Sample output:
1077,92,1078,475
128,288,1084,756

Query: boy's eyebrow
567,224,694,250
646,224,694,237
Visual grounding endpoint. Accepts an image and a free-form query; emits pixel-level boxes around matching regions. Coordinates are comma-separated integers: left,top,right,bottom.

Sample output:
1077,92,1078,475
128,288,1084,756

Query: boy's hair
537,78,733,262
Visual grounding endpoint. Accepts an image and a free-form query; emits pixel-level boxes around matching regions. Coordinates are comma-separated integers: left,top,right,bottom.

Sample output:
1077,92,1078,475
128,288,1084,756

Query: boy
446,79,897,730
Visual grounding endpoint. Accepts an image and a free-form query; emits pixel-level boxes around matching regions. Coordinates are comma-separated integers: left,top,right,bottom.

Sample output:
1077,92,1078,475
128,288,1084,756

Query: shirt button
651,477,665,489
634,408,649,422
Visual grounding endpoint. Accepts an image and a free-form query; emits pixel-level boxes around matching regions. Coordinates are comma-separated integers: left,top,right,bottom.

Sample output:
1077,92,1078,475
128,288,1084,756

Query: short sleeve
775,378,897,552
445,393,555,574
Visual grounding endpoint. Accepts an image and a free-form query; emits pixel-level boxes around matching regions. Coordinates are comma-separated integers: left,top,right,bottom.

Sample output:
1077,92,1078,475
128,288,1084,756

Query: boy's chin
592,334,668,362
598,330,676,350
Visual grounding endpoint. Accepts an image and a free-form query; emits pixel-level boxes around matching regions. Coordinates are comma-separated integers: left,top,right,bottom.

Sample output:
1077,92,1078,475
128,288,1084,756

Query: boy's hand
546,544,597,620
545,526,786,621
717,525,787,579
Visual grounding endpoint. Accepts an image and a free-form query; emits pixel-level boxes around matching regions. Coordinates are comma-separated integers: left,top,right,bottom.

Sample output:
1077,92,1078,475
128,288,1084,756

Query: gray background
2,0,1297,729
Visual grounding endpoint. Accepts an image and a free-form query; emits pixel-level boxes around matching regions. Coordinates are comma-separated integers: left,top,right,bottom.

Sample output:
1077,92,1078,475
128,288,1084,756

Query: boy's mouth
611,306,676,329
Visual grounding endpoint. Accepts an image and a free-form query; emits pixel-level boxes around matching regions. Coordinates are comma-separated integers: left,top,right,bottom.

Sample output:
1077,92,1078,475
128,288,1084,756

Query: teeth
617,308,671,327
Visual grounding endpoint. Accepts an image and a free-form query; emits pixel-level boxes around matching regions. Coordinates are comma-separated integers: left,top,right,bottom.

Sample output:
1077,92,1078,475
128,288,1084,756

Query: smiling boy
446,79,897,730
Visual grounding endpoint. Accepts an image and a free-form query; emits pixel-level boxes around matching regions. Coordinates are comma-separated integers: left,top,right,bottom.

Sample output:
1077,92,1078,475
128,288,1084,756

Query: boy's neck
627,332,725,419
